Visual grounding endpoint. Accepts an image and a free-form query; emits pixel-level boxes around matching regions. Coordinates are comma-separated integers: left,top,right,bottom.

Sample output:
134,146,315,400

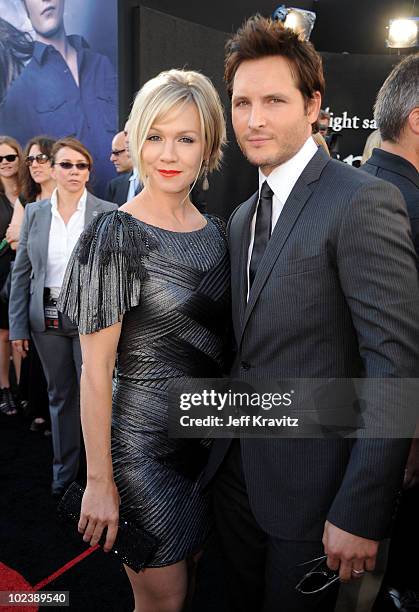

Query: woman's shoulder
76,210,156,271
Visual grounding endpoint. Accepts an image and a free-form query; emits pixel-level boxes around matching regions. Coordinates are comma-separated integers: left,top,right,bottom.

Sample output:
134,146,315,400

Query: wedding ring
351,569,365,575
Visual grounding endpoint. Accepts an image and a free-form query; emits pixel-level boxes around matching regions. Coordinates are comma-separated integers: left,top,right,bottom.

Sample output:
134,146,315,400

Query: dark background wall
116,0,417,216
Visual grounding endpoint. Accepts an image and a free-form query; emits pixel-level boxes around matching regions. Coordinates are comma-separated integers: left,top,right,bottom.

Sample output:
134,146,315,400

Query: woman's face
51,146,90,194
28,144,53,186
0,143,19,180
141,101,205,195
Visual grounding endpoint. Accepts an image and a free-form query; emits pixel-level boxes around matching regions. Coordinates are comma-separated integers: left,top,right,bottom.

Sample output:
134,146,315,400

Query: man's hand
404,437,419,489
322,520,379,582
12,339,29,358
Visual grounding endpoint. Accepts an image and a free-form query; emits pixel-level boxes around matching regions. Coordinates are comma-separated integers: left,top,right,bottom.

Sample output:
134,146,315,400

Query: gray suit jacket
9,192,117,340
205,148,419,541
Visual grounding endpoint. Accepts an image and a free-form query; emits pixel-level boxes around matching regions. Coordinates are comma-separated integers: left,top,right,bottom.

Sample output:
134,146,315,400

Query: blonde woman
58,69,229,610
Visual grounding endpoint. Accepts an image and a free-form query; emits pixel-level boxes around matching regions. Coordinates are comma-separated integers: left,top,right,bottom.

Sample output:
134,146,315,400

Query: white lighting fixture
386,17,418,48
273,5,316,40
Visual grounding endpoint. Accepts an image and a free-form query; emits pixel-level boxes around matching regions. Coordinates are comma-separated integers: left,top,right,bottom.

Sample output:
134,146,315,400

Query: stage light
386,17,418,48
272,5,316,40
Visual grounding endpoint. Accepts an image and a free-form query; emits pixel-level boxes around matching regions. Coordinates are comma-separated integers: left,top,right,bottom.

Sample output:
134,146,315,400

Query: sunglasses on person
26,153,51,166
111,148,126,156
54,161,90,171
0,154,18,163
295,555,340,595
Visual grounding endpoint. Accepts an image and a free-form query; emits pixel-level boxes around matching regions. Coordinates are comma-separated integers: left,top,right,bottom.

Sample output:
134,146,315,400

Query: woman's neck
40,179,56,201
56,188,85,211
140,185,193,223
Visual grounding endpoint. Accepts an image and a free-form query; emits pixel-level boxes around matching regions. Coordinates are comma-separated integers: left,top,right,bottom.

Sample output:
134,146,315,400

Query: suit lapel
84,192,101,227
238,148,330,345
236,192,258,329
34,201,52,273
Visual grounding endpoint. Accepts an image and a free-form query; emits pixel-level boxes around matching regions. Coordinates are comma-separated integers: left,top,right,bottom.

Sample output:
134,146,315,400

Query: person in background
317,108,331,138
0,136,23,416
0,0,117,197
104,131,134,206
361,129,382,165
362,52,419,612
9,137,116,498
6,136,56,434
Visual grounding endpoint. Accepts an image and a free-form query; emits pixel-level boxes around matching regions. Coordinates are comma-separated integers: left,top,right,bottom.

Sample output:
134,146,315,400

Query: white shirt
44,188,87,290
127,168,140,201
247,137,318,297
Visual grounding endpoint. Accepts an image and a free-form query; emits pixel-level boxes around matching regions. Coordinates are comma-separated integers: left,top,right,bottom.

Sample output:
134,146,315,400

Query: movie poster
0,0,118,197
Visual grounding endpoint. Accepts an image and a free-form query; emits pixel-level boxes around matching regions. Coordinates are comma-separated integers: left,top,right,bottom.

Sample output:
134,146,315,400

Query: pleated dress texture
58,210,230,566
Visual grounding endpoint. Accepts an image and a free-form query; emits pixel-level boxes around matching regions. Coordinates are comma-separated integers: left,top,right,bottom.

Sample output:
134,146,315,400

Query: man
317,108,331,137
0,0,117,197
363,53,419,255
105,130,134,206
204,16,419,611
363,53,419,611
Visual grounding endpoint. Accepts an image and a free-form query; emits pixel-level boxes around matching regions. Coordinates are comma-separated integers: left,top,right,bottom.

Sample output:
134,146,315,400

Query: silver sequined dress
58,210,230,567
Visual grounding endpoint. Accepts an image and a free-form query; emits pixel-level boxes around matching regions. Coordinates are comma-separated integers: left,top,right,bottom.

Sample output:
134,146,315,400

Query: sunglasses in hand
0,154,18,163
54,162,90,171
295,555,340,595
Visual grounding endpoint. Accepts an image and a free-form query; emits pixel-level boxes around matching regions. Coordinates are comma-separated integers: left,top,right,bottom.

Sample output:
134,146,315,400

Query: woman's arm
6,198,25,250
78,321,122,553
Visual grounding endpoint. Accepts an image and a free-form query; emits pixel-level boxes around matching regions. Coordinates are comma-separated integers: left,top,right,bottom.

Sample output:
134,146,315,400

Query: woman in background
6,136,56,432
0,136,23,415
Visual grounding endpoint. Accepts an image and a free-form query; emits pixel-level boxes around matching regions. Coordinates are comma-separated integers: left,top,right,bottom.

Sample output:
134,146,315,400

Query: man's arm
324,179,419,577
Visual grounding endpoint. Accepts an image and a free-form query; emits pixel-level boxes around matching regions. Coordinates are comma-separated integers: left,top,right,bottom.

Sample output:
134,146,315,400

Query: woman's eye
180,137,194,144
147,135,161,141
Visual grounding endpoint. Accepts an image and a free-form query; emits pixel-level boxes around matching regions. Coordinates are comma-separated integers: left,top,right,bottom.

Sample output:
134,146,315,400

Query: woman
7,136,56,433
58,70,228,611
0,136,23,415
9,137,116,497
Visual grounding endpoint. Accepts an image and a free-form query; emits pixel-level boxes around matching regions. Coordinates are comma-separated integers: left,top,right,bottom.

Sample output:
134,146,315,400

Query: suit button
241,361,251,371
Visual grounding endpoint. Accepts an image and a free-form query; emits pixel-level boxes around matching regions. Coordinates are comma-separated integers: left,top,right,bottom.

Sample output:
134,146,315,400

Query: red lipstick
158,169,182,177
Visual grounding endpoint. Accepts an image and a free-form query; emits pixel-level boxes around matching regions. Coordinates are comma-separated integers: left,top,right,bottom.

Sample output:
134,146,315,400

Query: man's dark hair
224,14,325,105
374,53,419,143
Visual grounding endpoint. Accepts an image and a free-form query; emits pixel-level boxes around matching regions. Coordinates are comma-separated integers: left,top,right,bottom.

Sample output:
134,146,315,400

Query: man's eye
270,98,284,104
234,100,249,107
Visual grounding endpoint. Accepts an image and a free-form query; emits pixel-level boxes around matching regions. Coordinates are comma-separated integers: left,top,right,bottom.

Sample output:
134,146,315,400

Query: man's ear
407,107,419,137
307,91,322,124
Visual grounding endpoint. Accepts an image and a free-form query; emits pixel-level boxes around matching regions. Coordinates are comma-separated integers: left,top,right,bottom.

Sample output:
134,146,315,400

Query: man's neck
381,140,419,173
35,26,67,53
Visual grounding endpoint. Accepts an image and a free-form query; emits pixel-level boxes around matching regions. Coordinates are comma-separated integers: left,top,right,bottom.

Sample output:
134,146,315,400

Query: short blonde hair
128,69,226,183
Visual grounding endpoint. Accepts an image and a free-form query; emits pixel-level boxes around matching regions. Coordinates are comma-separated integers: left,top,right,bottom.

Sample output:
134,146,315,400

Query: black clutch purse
57,482,159,572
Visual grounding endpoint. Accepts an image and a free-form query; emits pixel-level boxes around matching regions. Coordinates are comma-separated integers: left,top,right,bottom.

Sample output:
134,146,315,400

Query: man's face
232,56,321,175
110,132,132,173
124,121,131,159
318,119,330,136
24,0,65,38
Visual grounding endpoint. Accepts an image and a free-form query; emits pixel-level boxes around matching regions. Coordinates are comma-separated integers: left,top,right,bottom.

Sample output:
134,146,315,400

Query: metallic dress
58,210,230,567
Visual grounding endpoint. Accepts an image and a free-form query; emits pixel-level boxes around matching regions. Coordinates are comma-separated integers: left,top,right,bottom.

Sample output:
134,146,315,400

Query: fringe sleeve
57,210,156,334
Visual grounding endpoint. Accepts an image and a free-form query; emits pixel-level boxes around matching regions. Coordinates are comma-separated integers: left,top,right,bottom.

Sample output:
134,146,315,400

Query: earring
202,161,209,191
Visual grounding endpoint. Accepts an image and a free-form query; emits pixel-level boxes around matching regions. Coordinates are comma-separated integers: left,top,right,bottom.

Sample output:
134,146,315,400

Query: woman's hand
12,339,29,358
78,479,120,552
6,224,20,245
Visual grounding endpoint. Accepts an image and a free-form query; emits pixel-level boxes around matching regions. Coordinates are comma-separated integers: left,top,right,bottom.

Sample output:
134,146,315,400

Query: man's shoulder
111,173,131,186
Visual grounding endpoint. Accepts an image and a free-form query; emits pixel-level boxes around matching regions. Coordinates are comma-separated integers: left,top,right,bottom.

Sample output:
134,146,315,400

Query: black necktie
249,181,273,288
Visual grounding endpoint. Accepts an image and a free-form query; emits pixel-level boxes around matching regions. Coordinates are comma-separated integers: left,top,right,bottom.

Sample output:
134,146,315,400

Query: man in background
0,0,117,197
105,131,134,206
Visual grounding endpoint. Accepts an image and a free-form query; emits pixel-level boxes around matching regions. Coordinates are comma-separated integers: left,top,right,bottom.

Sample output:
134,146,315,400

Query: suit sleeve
8,205,33,341
326,179,419,539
